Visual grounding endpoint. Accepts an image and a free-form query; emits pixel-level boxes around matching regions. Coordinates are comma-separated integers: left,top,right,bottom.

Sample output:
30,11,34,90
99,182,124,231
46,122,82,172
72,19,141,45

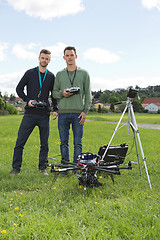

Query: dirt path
136,123,160,130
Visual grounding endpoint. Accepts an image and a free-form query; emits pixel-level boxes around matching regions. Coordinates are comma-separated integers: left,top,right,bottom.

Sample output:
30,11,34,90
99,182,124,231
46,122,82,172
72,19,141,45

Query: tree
3,92,8,101
0,97,5,110
9,94,16,101
99,90,111,103
108,96,119,104
110,103,115,112
132,100,144,112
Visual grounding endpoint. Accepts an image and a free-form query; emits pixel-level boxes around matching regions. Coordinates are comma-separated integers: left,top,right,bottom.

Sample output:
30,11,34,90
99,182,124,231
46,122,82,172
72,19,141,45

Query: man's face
63,50,77,66
39,53,51,68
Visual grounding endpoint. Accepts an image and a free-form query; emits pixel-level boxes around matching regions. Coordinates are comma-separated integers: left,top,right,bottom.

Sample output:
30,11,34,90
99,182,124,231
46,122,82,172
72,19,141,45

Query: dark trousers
12,114,49,171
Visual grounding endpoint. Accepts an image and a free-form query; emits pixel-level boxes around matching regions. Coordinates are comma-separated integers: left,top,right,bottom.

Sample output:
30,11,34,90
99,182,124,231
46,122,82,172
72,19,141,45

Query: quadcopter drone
47,143,132,189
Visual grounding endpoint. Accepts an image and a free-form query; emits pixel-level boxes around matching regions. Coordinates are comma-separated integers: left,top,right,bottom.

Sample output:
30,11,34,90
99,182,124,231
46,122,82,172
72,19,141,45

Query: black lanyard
66,67,77,87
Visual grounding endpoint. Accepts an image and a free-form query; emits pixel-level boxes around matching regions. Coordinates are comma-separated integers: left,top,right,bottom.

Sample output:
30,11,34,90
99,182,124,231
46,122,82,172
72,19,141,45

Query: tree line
91,85,160,113
1,85,160,114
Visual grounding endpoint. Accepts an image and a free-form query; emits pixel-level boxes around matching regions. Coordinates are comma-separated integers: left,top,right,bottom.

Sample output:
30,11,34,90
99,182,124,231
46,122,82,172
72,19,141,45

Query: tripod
101,97,152,190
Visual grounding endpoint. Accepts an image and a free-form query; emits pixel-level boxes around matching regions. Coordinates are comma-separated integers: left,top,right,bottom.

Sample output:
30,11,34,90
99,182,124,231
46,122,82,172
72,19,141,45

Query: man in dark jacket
10,49,58,176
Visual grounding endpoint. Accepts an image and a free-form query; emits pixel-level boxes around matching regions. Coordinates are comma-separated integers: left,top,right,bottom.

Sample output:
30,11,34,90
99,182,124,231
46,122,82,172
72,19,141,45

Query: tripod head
127,88,138,99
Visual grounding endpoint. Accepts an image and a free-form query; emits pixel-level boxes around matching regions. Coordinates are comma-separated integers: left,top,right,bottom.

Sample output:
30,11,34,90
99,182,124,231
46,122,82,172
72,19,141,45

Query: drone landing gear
50,172,60,189
78,171,103,188
110,174,114,183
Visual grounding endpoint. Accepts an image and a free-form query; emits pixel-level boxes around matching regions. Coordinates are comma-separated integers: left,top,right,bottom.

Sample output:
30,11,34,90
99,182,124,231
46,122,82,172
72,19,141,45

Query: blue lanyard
38,67,47,97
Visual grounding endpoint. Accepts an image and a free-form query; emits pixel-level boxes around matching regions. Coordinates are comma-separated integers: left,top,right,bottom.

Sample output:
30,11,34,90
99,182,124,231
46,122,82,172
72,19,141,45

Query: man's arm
83,72,92,114
52,72,64,100
78,71,92,125
16,71,30,103
51,94,58,120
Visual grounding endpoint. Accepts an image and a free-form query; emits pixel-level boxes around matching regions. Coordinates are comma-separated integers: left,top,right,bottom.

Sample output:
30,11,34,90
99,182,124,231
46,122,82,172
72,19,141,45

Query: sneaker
10,169,20,176
40,169,49,176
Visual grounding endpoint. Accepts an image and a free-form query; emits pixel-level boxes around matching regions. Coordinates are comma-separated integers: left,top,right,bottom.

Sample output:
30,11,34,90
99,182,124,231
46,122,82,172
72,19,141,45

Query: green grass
0,114,160,239
87,112,160,124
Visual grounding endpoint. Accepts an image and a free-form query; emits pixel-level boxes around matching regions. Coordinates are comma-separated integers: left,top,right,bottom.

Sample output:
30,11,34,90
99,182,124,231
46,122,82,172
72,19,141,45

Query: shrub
6,103,18,114
101,107,108,113
89,107,97,112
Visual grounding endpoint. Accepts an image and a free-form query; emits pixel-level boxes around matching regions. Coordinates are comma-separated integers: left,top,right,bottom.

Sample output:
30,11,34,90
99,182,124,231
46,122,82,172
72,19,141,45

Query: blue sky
0,0,160,96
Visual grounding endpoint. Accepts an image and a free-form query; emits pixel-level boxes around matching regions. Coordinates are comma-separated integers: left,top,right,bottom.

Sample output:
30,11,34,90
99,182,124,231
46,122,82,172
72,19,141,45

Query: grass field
0,113,160,239
87,112,160,125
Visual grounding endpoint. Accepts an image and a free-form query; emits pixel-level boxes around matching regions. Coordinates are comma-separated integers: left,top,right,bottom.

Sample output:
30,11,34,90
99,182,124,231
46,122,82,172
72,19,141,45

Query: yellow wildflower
59,200,62,203
13,223,17,227
10,198,13,201
1,230,7,234
14,207,19,210
95,202,98,204
19,214,23,218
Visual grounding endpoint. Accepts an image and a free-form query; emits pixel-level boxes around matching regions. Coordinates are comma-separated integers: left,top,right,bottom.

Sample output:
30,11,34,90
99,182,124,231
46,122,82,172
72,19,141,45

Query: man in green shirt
53,46,92,163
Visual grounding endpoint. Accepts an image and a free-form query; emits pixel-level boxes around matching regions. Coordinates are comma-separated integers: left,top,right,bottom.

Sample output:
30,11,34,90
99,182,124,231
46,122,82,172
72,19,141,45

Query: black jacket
16,67,58,115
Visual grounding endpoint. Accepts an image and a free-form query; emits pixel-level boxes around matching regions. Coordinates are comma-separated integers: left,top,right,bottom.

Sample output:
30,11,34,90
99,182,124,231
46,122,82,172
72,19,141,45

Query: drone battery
78,153,98,165
98,143,128,164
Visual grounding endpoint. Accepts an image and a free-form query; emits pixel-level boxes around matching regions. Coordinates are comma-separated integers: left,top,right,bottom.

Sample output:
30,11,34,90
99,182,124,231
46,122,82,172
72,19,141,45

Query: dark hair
64,46,76,55
39,49,51,55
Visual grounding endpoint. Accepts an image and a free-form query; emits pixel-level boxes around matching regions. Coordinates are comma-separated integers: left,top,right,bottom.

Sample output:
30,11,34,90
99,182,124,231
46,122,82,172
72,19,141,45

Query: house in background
142,97,160,113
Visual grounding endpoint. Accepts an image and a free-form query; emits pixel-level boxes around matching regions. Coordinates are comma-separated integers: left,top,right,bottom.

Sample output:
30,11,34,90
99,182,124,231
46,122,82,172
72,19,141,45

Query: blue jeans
58,113,84,163
12,114,49,171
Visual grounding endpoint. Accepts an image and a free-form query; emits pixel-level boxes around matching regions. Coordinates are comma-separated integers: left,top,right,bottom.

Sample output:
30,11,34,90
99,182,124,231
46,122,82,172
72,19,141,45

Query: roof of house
142,97,160,107
142,97,160,104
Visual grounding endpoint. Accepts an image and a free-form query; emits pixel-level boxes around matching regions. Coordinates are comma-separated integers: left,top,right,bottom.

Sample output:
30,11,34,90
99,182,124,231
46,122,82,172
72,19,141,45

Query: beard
40,62,48,68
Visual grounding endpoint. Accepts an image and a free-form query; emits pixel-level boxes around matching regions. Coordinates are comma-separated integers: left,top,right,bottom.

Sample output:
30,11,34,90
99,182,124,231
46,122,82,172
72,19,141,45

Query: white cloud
0,42,9,61
11,42,68,60
46,42,67,57
83,48,120,64
141,0,160,10
0,70,25,95
7,0,85,20
12,44,38,60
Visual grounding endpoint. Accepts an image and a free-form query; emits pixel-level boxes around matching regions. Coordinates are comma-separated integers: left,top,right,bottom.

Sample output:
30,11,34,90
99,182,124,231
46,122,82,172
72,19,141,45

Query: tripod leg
128,105,131,135
130,122,142,176
101,104,128,161
130,105,152,190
